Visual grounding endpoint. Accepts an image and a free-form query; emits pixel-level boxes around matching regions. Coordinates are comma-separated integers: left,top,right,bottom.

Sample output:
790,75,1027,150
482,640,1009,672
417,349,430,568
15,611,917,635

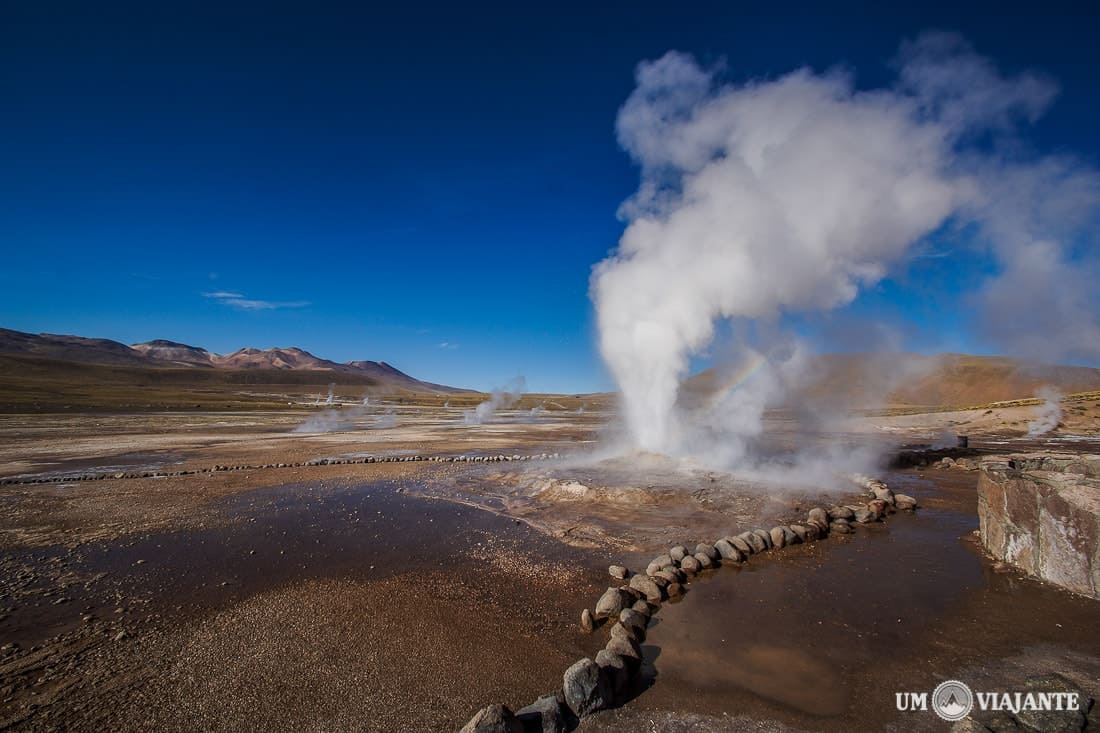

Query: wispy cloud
202,291,309,310
437,341,459,350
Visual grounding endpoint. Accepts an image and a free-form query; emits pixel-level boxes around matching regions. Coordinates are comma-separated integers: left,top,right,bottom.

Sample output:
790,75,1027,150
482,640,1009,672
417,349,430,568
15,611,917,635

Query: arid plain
2,360,1100,732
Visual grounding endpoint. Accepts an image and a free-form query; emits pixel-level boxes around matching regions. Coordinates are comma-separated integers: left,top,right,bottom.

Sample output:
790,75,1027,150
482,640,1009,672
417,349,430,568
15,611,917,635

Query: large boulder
594,587,627,619
871,485,896,505
695,543,719,562
595,649,630,701
714,538,744,562
629,573,663,603
515,694,568,733
895,493,918,511
645,574,669,589
978,454,1100,598
609,621,640,644
751,529,774,549
739,531,767,554
604,636,642,670
852,506,875,524
460,704,523,733
652,568,680,585
562,658,612,717
619,608,648,636
727,535,754,555
650,554,675,570
829,519,853,534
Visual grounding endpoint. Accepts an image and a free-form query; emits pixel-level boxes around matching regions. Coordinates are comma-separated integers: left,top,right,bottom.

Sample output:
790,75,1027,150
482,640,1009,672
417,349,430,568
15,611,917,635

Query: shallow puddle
632,468,1100,730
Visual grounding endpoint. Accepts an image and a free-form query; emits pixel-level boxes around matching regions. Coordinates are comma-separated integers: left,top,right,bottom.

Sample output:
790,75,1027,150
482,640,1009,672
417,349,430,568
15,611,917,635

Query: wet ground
582,467,1100,731
2,408,1100,731
0,477,610,730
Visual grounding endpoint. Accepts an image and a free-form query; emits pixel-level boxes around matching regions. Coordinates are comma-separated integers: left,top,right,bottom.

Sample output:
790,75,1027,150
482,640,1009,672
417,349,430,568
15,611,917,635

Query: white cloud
201,291,309,310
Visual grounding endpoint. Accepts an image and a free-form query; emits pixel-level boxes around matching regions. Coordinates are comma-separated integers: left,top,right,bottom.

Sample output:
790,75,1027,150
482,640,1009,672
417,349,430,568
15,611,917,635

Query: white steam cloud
463,376,527,425
593,32,1100,464
293,405,397,433
1027,386,1063,437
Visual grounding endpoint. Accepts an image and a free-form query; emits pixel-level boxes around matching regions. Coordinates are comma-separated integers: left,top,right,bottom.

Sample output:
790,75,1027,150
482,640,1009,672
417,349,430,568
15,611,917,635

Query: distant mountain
0,328,468,394
811,353,1100,407
344,360,464,394
0,328,152,367
131,339,216,367
215,346,341,371
684,352,1100,409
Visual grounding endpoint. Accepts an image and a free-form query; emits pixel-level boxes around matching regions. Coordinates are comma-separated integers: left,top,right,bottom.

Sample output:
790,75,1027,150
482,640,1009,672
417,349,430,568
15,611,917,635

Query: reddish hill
216,347,341,371
131,339,216,367
0,328,467,394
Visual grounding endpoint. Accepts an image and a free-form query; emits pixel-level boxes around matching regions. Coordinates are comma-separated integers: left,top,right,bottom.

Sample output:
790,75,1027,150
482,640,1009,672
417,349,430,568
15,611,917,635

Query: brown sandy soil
0,406,607,548
851,393,1100,440
2,403,1099,731
1,477,613,731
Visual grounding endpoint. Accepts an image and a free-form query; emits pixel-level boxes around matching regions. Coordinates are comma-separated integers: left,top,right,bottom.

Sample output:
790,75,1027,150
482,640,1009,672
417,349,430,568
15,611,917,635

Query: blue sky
2,1,1098,392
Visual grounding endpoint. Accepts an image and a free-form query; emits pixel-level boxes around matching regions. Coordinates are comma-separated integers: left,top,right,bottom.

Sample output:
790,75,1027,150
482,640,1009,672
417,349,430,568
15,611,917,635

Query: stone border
459,475,919,733
0,452,562,486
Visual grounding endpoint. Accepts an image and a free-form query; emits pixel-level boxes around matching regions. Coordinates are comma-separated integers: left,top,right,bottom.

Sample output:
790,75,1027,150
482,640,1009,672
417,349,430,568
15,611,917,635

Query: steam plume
464,376,527,425
593,33,1100,463
1027,386,1063,437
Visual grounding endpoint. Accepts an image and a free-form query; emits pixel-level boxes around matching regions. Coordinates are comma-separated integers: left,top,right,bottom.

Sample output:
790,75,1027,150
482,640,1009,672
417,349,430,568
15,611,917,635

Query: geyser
464,376,527,426
1027,386,1063,437
592,32,1098,463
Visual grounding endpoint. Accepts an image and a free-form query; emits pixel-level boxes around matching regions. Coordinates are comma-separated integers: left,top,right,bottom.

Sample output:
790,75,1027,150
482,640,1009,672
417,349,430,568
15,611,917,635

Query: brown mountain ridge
0,327,467,396
685,352,1100,410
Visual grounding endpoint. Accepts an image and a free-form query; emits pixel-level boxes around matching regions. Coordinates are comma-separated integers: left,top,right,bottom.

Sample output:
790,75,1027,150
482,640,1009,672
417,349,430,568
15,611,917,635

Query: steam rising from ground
463,377,527,425
293,405,397,433
1027,386,1063,437
592,32,1100,469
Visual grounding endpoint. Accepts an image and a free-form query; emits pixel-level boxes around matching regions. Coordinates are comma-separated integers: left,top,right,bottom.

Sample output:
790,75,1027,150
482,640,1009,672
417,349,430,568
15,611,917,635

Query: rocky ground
1,402,1099,731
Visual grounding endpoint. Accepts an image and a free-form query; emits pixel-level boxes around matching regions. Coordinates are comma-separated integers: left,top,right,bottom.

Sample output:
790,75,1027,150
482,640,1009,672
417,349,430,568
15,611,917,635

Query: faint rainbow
700,352,770,408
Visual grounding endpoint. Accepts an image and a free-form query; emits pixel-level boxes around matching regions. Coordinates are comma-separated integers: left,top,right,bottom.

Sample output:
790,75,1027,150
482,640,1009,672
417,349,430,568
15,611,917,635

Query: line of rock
0,453,562,486
459,478,918,733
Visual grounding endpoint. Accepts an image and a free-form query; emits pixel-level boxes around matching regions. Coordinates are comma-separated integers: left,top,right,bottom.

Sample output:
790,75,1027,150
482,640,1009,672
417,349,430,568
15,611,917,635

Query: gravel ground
4,410,1100,732
0,479,607,731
